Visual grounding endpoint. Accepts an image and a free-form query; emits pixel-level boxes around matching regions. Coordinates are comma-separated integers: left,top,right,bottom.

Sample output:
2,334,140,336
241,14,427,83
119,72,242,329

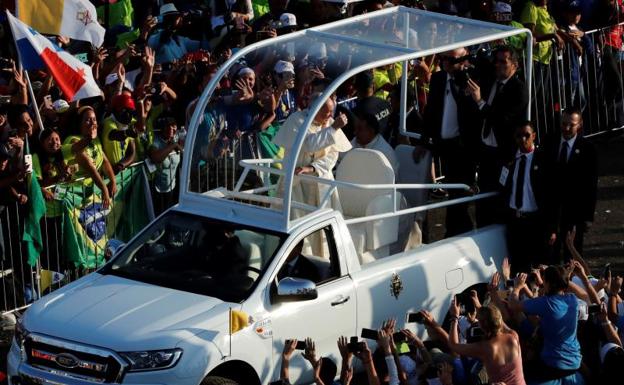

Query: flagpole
229,307,232,358
5,10,46,150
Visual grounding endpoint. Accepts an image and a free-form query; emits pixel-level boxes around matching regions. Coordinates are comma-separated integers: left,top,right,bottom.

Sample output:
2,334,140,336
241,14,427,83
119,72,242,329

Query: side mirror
104,239,125,261
275,277,318,302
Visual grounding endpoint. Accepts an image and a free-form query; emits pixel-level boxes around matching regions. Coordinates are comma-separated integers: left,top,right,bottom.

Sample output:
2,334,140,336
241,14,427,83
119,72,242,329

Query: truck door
269,221,356,384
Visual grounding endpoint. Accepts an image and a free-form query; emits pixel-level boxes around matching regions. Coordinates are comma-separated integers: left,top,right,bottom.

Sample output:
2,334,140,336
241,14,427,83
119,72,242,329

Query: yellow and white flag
17,0,105,47
40,269,65,292
229,309,249,335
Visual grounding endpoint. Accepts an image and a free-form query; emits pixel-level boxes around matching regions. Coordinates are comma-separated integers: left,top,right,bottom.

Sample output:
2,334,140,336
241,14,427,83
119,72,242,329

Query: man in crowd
545,108,597,261
350,96,398,176
465,45,529,226
101,93,138,174
503,122,553,273
421,47,478,236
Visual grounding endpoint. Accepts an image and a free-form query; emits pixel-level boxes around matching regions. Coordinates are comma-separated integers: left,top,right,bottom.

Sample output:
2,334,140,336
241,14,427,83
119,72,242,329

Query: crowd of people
275,243,624,385
0,0,622,382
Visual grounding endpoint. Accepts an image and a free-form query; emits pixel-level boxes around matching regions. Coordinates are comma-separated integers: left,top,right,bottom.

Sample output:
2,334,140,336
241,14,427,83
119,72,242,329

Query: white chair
336,149,400,264
394,144,433,250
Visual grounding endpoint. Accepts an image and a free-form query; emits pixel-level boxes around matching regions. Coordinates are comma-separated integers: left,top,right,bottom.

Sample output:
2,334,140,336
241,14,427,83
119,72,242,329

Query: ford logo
55,353,80,369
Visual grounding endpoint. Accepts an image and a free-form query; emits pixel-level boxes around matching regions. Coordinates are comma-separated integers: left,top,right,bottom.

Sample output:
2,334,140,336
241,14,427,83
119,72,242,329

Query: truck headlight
119,349,183,372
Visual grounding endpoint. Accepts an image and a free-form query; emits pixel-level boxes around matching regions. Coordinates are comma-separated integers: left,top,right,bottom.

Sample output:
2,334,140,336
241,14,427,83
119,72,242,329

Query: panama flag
7,12,102,102
16,0,105,47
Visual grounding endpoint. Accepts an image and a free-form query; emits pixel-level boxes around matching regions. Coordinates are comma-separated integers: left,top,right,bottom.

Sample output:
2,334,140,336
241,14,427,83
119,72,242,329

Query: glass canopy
180,6,531,232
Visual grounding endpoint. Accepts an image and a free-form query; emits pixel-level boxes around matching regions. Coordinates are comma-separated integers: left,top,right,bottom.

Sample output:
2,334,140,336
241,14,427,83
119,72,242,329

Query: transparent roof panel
316,8,517,52
181,6,527,231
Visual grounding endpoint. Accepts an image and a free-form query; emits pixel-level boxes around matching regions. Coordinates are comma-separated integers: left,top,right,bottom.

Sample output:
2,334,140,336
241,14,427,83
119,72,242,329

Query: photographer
148,116,183,216
101,93,139,174
147,4,203,65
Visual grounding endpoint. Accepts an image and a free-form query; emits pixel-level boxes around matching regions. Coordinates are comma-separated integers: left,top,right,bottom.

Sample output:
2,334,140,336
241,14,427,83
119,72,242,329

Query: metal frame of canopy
180,5,533,232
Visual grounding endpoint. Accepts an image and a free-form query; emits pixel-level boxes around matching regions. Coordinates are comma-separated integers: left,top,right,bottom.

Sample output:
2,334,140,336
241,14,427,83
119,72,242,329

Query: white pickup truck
7,6,529,385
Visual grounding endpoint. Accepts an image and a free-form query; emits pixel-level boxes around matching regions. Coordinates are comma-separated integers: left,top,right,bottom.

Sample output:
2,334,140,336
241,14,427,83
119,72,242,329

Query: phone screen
360,328,379,340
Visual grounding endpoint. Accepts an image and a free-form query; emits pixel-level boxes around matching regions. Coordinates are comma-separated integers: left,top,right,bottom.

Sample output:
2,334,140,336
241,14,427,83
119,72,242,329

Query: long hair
477,304,504,339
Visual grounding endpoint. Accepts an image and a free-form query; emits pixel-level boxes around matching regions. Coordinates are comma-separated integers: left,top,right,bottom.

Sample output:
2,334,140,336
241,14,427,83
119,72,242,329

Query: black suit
544,134,598,259
278,255,320,283
503,147,555,273
474,74,529,226
423,71,479,236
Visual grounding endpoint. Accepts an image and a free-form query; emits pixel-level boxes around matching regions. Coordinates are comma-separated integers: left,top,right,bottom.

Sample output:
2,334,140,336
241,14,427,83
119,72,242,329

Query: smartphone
505,279,515,289
603,264,611,280
407,312,425,324
392,331,406,343
588,304,601,315
360,328,379,340
161,62,174,71
469,326,485,339
284,339,306,350
0,95,11,104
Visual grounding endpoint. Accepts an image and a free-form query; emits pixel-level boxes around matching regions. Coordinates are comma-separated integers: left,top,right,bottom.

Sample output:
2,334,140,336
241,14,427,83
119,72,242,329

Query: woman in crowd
149,116,183,216
447,297,526,385
62,106,117,209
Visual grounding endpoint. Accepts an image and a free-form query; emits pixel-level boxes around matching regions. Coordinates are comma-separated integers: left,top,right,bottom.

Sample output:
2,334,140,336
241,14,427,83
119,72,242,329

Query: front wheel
201,376,239,385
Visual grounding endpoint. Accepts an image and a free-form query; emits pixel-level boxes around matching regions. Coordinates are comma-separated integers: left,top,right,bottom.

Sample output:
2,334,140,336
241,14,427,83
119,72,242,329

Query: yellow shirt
520,2,556,64
62,135,105,185
101,116,136,166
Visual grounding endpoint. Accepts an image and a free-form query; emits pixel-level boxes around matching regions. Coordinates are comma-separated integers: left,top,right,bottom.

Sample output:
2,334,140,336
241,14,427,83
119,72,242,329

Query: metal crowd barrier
0,162,158,314
528,22,624,140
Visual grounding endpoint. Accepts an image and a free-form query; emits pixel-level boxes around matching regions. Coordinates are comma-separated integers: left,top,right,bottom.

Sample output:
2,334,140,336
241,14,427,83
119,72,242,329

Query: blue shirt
523,293,582,370
148,31,202,64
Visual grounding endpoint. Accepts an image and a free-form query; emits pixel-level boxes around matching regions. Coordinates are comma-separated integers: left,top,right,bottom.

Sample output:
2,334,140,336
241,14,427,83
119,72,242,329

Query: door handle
331,295,350,306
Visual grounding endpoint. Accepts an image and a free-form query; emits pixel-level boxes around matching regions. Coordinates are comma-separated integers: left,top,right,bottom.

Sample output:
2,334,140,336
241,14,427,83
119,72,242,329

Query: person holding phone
508,266,585,384
447,297,526,385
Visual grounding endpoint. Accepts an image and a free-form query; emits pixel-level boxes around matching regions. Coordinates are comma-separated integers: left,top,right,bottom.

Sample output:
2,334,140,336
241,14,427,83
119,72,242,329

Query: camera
0,57,12,70
588,304,601,315
406,312,425,324
148,83,163,95
392,331,407,343
347,336,365,353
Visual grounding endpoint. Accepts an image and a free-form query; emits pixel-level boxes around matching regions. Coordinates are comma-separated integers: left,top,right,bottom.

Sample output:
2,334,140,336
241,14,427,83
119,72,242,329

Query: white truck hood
23,273,231,351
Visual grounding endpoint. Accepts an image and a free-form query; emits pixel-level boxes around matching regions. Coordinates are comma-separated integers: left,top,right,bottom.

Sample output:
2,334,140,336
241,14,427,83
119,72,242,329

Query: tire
200,376,240,385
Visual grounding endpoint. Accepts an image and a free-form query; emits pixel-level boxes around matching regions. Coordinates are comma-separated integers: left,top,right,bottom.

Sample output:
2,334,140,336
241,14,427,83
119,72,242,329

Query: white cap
52,99,70,113
160,3,179,16
493,1,512,13
274,60,295,74
279,13,297,28
308,42,327,59
105,72,119,86
600,343,622,364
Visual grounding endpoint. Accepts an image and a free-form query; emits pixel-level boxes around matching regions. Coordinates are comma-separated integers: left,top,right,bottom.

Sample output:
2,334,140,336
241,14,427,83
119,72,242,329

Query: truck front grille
24,333,127,383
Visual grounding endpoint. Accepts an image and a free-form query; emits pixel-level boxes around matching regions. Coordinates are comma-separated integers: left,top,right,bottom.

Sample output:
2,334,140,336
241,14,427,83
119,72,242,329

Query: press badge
499,166,509,186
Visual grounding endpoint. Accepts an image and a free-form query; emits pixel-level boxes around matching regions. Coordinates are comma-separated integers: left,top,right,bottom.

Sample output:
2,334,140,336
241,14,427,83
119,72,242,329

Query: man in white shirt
503,122,554,274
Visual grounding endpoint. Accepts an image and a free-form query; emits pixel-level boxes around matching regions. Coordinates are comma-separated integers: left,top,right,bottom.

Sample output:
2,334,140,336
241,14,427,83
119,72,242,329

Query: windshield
101,211,286,302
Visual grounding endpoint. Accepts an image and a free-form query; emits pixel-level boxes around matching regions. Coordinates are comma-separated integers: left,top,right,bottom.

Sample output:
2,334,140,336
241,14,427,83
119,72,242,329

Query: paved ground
426,130,624,276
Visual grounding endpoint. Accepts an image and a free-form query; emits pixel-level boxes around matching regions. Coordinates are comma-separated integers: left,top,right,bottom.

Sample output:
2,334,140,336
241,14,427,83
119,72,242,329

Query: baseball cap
111,93,136,111
279,13,297,28
353,96,391,133
493,1,512,14
274,60,295,74
160,3,180,16
52,99,70,113
566,0,582,12
308,42,327,59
